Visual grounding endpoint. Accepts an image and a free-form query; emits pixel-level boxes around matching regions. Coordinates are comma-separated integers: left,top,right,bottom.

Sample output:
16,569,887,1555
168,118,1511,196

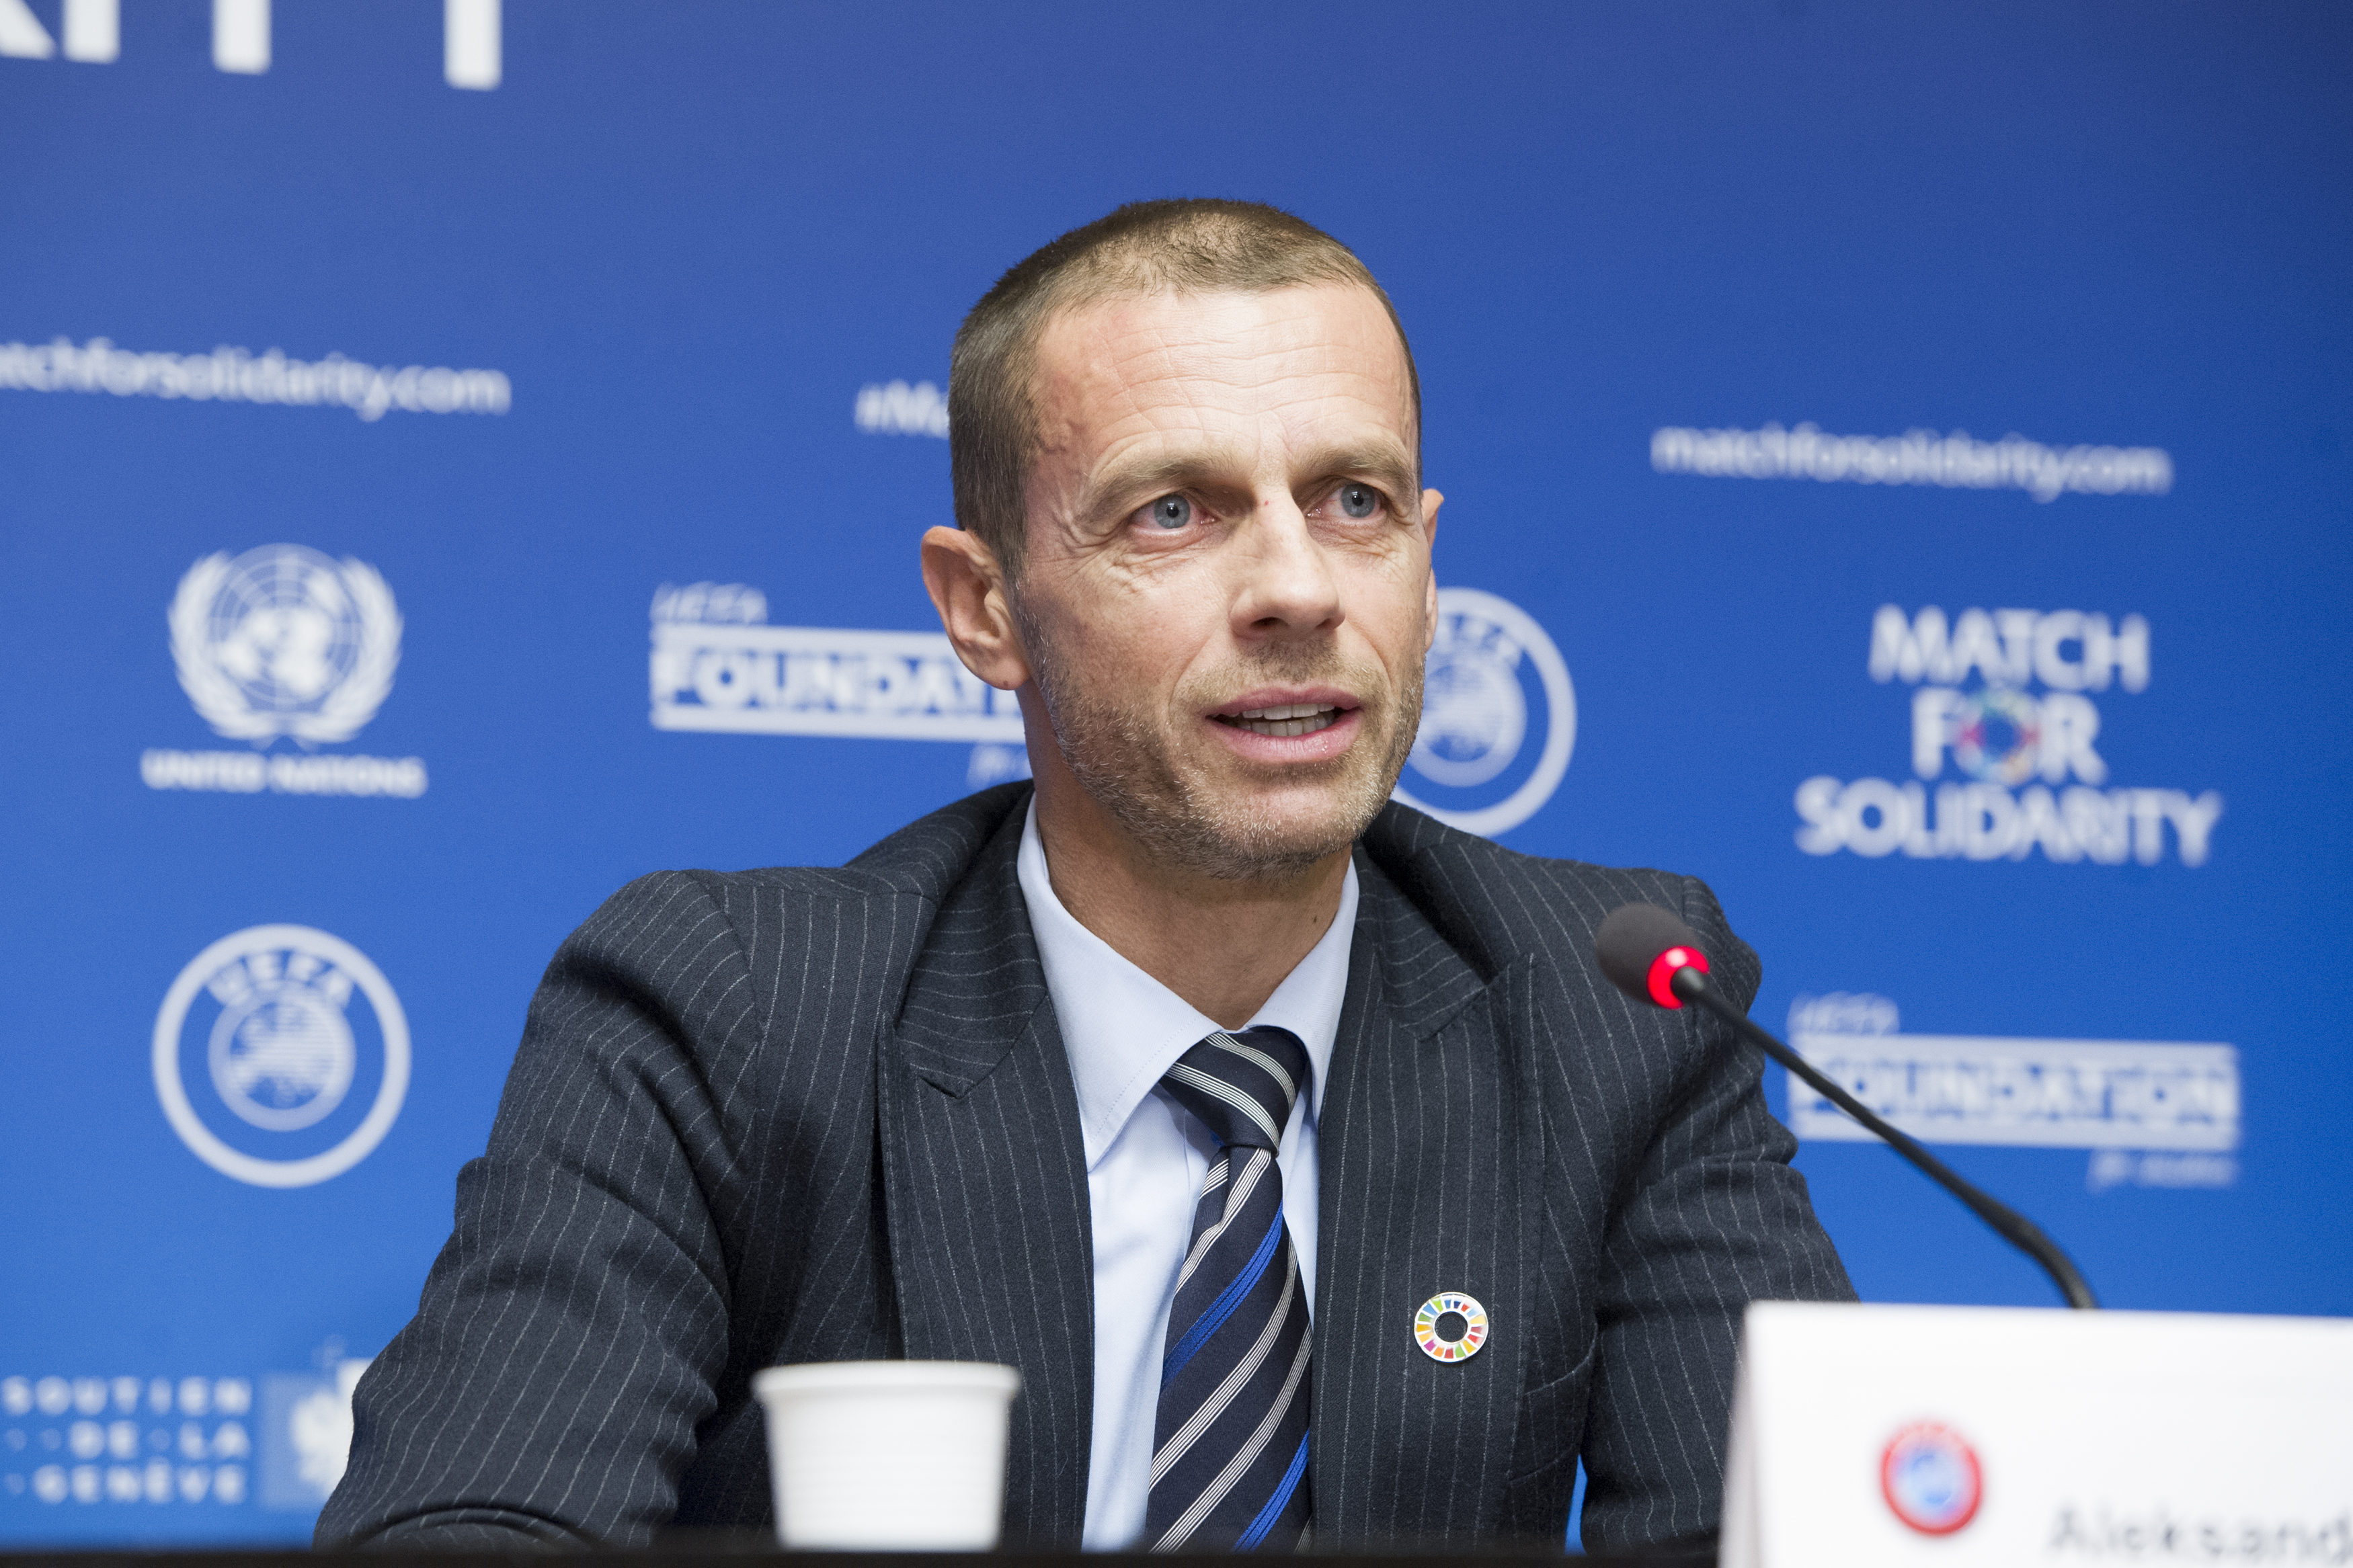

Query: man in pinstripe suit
321,200,1851,1556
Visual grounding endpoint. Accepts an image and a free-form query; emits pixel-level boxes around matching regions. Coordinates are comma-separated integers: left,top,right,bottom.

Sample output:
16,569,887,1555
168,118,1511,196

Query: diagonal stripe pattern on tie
1146,1026,1314,1552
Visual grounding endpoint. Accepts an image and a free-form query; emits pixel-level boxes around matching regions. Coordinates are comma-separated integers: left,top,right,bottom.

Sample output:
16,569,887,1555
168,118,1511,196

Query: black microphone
1595,903,2100,1311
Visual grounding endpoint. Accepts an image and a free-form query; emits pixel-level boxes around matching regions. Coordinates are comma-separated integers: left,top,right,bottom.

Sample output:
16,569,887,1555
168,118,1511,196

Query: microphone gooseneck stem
1669,966,2101,1311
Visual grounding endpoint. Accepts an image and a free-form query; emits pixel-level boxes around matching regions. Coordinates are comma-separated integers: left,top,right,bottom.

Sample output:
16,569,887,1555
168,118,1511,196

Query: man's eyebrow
1078,454,1242,522
1078,442,1421,523
1291,442,1420,501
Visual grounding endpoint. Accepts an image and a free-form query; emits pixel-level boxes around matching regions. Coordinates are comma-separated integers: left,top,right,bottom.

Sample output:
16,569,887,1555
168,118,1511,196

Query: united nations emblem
152,925,409,1188
168,545,401,745
1394,587,1577,837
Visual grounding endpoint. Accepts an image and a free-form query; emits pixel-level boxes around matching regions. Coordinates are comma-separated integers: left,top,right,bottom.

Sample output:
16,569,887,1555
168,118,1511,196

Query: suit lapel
1313,851,1542,1546
875,805,1094,1549
867,796,1565,1550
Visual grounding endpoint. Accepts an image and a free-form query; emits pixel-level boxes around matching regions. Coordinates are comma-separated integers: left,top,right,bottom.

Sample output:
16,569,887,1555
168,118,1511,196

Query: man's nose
1230,497,1343,640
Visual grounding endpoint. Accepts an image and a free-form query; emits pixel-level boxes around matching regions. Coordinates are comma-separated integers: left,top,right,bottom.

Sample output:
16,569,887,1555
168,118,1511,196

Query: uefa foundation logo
1392,587,1575,837
1880,1421,1983,1535
152,925,410,1188
1784,992,2242,1191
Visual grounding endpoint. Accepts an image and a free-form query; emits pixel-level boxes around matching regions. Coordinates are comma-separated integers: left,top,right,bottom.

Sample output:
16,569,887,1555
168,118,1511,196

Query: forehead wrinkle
1074,350,1407,461
1031,284,1419,528
1058,285,1403,406
1129,319,1381,402
1068,369,1413,515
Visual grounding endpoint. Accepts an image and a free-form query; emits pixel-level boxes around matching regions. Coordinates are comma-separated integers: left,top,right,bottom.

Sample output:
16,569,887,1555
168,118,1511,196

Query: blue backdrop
3,0,2348,1545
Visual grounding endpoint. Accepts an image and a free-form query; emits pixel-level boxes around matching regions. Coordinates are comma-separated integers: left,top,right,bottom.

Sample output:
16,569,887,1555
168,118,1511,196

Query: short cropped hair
948,198,1421,581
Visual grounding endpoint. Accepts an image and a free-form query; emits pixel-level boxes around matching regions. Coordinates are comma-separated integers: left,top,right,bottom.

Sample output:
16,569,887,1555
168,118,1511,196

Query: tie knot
1160,1026,1312,1152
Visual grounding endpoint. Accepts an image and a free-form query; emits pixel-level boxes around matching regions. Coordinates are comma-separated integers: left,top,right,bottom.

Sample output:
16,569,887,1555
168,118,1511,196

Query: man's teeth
1227,703,1343,738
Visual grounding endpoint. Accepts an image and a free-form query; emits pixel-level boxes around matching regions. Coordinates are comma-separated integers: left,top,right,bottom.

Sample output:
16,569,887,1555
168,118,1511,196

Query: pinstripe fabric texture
1310,811,1854,1553
874,799,1096,1544
317,782,1851,1554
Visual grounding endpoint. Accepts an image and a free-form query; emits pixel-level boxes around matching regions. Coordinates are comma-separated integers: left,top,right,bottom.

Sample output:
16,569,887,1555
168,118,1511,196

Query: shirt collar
1017,796,1355,1170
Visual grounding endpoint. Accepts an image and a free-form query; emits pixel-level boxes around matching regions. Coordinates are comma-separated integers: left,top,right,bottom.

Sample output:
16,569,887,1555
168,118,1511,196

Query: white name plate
1720,1301,2353,1567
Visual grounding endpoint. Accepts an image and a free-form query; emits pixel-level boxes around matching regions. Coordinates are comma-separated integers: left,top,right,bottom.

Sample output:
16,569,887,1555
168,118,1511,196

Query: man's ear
1419,487,1445,653
922,526,1032,691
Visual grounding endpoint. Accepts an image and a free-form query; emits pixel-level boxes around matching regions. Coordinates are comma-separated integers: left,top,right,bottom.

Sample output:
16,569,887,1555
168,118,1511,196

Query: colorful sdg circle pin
1414,1291,1489,1363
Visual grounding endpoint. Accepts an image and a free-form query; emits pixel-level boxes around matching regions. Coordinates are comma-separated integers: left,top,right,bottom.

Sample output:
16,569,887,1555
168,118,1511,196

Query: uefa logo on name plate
153,925,410,1188
1392,587,1576,837
1880,1421,1983,1536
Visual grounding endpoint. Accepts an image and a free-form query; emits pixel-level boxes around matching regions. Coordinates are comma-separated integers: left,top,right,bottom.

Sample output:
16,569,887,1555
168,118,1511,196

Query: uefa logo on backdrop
1879,1421,1983,1535
1390,587,1576,837
169,545,400,745
152,925,410,1188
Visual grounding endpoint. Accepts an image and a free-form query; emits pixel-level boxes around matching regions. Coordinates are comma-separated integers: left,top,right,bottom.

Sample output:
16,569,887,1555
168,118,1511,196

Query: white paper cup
752,1360,1022,1551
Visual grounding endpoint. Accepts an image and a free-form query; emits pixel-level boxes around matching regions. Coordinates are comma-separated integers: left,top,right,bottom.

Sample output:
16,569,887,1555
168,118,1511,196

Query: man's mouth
1215,702,1347,739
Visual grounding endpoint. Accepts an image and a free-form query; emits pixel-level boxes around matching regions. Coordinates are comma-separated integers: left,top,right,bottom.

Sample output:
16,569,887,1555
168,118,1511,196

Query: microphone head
1595,903,1713,1009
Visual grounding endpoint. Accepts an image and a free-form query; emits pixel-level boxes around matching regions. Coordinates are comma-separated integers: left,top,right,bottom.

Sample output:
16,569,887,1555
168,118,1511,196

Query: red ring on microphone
1646,946,1709,1008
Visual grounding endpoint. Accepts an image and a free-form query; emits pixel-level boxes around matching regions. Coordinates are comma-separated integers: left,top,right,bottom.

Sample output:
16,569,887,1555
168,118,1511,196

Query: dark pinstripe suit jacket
319,784,1851,1555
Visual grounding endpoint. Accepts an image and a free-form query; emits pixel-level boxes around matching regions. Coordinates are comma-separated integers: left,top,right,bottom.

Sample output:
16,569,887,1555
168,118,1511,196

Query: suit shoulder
1359,802,1747,982
580,782,1034,931
1454,837,1724,923
577,865,926,950
551,786,1032,1010
534,864,939,1091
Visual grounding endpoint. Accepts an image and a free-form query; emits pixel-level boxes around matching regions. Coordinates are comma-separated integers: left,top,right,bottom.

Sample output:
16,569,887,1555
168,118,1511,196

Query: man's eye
1337,484,1380,519
1147,495,1193,530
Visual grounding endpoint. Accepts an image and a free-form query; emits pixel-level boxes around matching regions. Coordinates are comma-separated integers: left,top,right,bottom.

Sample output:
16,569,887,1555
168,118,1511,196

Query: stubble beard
1021,614,1425,883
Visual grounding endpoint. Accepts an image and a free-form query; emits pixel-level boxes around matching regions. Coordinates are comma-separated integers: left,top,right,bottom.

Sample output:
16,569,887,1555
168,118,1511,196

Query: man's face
1013,282,1439,880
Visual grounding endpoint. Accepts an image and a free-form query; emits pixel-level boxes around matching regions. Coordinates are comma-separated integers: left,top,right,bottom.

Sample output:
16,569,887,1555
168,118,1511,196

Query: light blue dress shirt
1015,799,1357,1551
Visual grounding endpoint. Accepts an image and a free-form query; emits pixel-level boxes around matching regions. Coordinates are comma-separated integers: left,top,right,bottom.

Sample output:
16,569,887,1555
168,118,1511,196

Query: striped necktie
1144,1026,1314,1552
